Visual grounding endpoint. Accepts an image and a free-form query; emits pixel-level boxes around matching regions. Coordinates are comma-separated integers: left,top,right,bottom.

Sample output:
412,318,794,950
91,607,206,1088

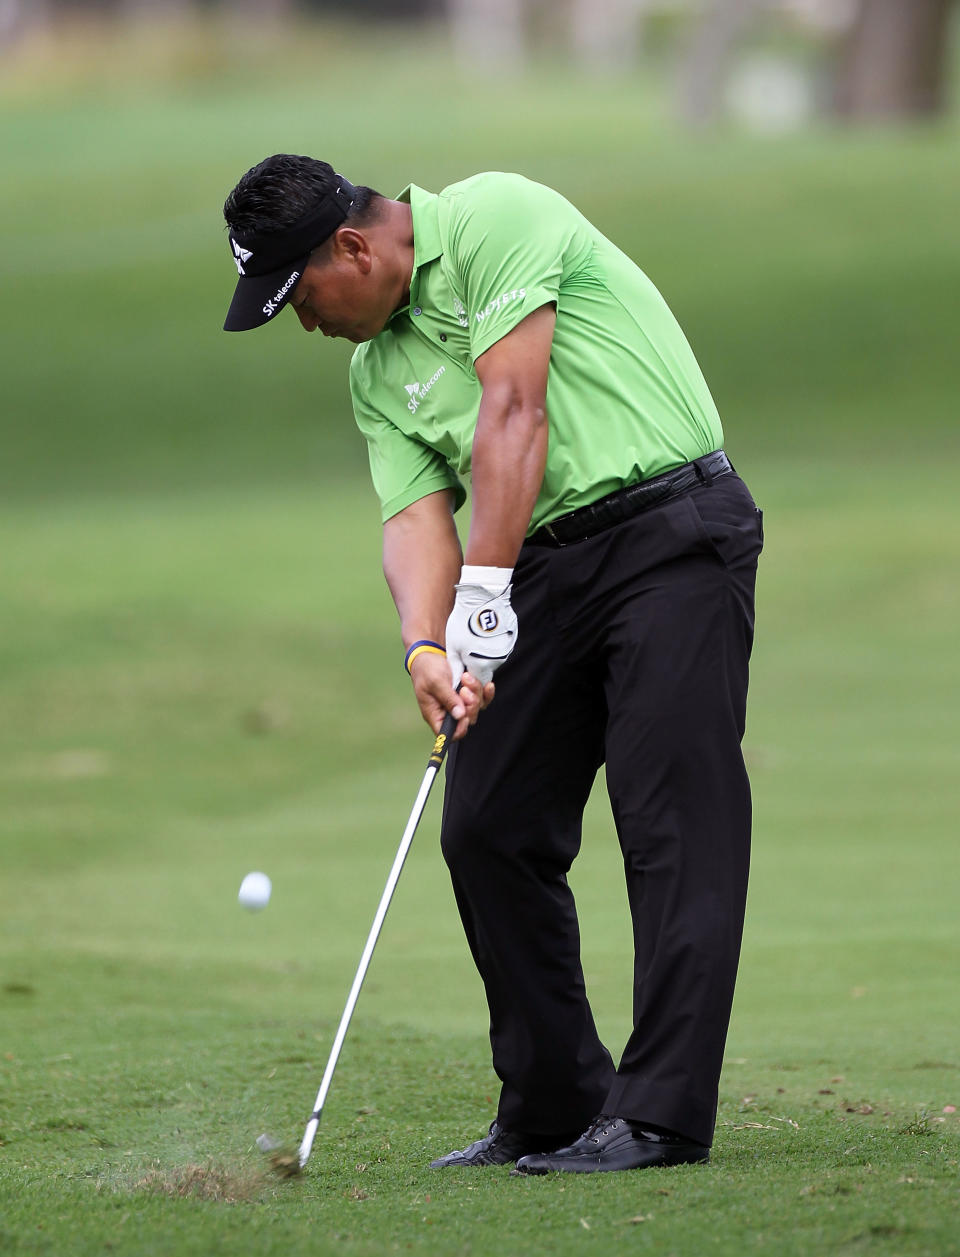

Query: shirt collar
392,184,441,319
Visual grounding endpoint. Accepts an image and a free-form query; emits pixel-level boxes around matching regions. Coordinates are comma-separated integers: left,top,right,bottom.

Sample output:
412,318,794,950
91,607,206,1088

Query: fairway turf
2,25,959,1256
2,467,958,1257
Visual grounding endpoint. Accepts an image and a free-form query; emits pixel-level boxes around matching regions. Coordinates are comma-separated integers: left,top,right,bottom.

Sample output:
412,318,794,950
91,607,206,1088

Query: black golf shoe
513,1115,710,1175
430,1120,579,1169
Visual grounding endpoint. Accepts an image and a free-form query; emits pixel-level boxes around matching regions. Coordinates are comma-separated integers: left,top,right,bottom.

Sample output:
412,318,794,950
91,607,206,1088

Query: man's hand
409,649,494,741
445,565,518,688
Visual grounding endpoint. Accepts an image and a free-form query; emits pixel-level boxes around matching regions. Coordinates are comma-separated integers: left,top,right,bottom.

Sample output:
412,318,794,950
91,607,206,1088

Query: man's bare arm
382,489,488,738
466,303,557,567
383,489,462,650
383,306,556,733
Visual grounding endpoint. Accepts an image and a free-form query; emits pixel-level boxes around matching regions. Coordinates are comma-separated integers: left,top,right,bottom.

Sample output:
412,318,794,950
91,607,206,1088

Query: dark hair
223,154,381,236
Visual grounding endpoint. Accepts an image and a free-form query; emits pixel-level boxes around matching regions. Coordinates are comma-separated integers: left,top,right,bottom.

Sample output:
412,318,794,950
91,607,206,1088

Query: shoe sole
512,1150,710,1175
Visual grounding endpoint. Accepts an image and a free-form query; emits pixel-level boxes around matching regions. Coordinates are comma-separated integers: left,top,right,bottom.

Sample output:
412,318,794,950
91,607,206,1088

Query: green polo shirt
350,172,723,532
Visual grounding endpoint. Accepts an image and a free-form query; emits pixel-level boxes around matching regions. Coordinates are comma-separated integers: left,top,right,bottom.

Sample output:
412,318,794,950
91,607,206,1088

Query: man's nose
295,306,318,332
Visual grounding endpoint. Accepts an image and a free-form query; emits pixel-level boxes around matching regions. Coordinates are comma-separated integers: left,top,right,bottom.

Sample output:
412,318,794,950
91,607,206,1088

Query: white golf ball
238,871,271,911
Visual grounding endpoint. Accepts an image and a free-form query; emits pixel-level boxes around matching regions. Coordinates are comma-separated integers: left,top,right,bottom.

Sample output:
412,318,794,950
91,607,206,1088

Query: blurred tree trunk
834,0,955,119
569,0,643,72
225,0,295,19
677,0,767,125
447,0,525,69
121,0,194,17
0,0,52,48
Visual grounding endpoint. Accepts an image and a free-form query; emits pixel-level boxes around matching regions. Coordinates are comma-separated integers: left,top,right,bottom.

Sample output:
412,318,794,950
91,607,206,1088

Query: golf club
284,707,458,1173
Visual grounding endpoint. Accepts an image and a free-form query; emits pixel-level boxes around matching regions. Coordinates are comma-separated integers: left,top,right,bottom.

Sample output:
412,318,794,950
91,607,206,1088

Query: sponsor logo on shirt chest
404,365,446,414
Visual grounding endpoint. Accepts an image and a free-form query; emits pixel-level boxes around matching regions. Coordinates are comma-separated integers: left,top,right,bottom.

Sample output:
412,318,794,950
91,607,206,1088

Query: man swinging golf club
222,156,763,1174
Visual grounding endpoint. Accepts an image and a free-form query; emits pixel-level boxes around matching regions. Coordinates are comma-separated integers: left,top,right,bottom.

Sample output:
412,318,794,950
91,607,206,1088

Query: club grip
429,708,459,769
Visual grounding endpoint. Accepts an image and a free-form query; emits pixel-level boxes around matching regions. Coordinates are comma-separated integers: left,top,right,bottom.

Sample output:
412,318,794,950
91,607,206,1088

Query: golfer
222,156,763,1174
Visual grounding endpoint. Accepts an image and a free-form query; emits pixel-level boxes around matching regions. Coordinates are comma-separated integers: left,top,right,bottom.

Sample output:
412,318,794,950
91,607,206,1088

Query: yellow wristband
404,641,446,674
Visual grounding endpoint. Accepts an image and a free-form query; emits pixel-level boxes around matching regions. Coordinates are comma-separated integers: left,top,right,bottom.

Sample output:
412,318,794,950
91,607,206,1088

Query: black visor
223,179,356,332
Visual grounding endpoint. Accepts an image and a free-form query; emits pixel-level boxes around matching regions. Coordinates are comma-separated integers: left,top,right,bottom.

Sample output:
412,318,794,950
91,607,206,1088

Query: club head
256,1132,302,1179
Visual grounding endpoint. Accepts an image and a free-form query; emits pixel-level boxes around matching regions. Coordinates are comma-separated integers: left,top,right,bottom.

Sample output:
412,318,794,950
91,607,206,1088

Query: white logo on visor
262,270,301,318
232,240,253,275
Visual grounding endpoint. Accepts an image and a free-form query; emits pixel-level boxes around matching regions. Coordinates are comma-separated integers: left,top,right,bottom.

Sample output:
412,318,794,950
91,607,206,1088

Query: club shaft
298,714,456,1168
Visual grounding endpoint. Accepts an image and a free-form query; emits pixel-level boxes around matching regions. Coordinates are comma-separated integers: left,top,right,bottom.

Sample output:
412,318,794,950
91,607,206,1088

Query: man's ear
333,226,373,274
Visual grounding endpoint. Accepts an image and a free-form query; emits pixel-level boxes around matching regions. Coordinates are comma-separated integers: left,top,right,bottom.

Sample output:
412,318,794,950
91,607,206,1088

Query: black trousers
440,471,763,1148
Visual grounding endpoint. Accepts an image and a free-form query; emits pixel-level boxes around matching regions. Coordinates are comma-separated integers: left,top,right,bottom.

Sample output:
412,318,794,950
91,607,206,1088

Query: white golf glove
445,565,518,688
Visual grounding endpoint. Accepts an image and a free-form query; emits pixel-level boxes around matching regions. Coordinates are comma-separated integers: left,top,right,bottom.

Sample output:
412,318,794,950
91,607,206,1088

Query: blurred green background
1,5,959,1255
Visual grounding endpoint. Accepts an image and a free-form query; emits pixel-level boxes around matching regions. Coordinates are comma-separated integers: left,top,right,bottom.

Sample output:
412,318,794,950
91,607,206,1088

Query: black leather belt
527,450,732,548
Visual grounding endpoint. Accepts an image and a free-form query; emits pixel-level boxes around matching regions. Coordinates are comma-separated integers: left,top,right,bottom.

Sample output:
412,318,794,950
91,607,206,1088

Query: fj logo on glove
473,609,500,634
447,565,517,687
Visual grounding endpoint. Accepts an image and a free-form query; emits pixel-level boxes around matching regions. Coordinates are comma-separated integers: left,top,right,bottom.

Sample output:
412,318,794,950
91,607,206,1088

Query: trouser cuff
604,1074,717,1148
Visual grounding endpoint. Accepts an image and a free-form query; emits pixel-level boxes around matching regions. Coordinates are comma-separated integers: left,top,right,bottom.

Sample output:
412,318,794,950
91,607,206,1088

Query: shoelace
583,1114,624,1143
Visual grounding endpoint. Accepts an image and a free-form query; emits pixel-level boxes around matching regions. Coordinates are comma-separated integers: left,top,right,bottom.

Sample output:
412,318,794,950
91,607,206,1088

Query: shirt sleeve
350,364,466,523
444,174,574,362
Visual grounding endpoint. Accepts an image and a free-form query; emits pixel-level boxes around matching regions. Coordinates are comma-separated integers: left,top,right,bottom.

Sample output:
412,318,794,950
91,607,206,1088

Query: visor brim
223,254,310,332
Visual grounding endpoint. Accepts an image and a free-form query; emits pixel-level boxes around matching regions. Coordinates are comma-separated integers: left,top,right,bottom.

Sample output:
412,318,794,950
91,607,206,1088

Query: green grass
2,22,959,1257
2,465,958,1256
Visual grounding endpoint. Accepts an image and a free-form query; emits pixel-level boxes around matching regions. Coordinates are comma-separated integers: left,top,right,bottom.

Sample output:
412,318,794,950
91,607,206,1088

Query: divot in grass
127,1161,268,1203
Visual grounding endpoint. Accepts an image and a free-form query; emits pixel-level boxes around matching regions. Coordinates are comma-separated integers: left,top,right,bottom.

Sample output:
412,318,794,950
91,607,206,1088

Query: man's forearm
383,490,489,739
466,385,548,569
382,490,463,646
467,304,556,567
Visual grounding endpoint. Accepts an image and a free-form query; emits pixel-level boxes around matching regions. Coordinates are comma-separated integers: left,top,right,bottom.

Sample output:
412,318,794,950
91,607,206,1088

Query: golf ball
238,871,271,911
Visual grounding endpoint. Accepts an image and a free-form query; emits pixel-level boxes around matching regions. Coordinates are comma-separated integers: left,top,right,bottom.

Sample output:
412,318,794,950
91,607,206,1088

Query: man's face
289,245,394,344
